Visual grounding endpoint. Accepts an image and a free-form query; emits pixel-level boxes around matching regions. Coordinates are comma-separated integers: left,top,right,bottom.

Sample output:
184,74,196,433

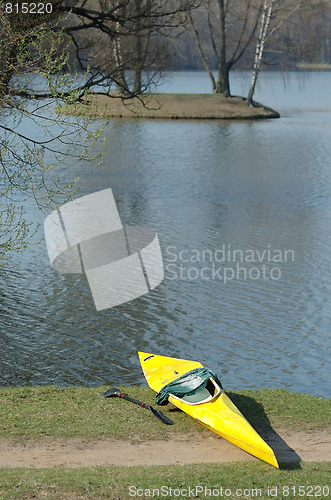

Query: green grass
0,462,330,499
0,387,329,442
0,387,330,499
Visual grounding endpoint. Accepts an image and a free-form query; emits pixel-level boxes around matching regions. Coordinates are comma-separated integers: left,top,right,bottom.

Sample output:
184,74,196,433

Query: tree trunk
215,62,231,96
214,0,231,96
113,21,129,94
247,0,273,105
247,0,303,105
133,33,143,94
188,11,217,91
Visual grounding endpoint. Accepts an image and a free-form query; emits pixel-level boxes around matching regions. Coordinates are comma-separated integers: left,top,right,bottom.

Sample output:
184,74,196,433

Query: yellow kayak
138,351,279,468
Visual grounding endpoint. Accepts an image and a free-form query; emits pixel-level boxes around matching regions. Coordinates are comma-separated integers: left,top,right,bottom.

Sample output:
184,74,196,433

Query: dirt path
0,430,330,468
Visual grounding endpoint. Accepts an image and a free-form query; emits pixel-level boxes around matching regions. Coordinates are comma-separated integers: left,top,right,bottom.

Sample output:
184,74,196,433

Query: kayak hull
138,351,279,468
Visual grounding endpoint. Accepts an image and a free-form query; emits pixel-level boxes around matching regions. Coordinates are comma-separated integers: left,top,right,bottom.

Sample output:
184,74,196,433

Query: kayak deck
138,351,279,468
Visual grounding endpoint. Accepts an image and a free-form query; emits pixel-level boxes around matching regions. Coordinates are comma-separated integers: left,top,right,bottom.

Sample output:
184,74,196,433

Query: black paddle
101,387,173,425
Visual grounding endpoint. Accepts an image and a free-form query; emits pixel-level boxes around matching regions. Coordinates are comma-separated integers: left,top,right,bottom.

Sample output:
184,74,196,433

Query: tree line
66,0,331,98
172,1,331,71
1,0,330,101
60,0,331,98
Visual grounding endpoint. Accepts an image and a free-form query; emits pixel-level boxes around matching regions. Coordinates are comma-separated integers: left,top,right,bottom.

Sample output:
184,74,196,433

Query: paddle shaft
115,390,151,409
101,387,173,425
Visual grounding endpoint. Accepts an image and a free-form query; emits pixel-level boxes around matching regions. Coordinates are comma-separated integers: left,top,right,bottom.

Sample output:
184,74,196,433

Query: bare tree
247,0,306,105
247,0,275,105
60,0,198,97
189,0,264,96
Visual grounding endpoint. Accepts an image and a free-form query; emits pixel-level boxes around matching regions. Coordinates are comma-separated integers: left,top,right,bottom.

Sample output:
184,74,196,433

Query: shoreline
1,387,329,498
0,385,330,467
60,93,280,120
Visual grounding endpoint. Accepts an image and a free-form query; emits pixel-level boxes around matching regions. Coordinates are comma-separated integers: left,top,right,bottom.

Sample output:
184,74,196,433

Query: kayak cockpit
171,377,221,405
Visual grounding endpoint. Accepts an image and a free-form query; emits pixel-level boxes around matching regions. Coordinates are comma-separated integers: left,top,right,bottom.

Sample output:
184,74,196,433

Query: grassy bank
0,387,330,499
0,462,330,500
0,387,329,441
60,93,280,120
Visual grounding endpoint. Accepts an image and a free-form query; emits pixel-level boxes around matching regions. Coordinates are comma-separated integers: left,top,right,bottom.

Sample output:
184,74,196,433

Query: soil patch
64,93,280,120
0,430,329,468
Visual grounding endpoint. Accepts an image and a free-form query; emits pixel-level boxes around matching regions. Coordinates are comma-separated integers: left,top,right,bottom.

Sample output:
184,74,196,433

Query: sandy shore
1,429,329,468
63,93,280,120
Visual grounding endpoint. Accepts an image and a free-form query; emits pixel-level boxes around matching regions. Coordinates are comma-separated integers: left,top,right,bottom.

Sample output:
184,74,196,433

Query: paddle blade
150,406,174,425
101,388,121,397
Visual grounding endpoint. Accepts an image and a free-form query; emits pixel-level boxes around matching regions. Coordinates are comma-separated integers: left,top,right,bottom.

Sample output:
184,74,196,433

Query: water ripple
1,73,331,396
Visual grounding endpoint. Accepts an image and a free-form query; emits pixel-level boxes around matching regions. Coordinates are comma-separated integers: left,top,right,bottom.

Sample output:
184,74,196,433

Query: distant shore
296,62,331,70
61,93,280,120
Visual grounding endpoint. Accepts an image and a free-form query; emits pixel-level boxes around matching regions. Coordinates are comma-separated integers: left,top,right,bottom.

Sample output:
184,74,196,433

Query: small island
63,93,280,120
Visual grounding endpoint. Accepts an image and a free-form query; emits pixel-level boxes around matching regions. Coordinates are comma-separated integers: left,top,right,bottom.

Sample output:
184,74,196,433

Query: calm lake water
1,71,330,397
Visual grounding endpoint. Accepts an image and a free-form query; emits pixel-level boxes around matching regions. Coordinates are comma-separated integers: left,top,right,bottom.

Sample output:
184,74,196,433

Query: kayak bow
138,351,279,468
